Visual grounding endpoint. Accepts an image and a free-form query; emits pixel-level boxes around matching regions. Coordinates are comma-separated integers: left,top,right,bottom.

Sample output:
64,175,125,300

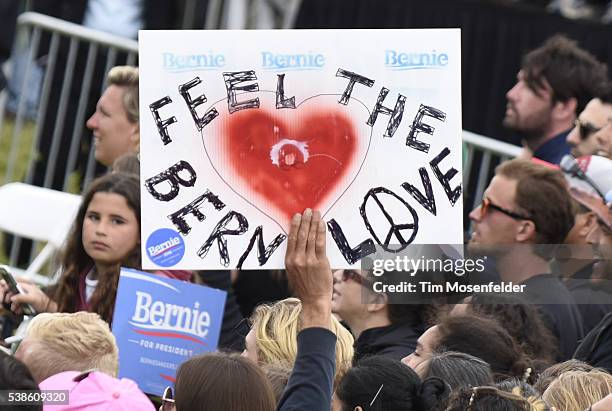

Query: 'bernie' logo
385,50,449,70
163,52,225,72
148,236,181,258
261,51,325,70
130,291,210,344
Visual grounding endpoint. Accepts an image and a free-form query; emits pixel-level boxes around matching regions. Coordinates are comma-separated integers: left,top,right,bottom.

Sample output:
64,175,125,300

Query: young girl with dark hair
1,173,190,323
403,314,536,384
332,356,448,411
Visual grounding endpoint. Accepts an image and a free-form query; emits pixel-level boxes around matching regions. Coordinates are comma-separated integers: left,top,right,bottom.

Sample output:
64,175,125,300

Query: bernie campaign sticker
146,228,185,267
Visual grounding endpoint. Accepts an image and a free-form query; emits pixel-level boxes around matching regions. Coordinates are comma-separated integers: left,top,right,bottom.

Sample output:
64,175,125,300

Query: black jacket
521,274,584,361
197,270,249,352
353,322,422,362
574,312,612,373
566,279,612,335
278,327,336,411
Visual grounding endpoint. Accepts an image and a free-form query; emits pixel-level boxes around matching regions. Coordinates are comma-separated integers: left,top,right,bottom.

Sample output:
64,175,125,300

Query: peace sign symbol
360,187,419,252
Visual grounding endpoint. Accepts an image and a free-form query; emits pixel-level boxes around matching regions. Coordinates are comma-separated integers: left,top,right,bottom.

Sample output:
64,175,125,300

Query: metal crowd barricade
1,12,138,190
0,12,137,270
462,130,521,213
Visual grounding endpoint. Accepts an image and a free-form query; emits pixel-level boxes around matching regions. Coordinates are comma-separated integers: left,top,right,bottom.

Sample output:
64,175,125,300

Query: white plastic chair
0,182,81,285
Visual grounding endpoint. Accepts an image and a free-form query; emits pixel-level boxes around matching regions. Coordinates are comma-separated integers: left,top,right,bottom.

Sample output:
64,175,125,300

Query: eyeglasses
162,386,175,411
465,385,550,411
466,386,530,411
341,270,371,287
479,198,532,221
574,118,602,141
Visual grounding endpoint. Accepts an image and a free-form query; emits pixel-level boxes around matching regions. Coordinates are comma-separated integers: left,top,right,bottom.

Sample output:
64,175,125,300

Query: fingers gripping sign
285,209,333,330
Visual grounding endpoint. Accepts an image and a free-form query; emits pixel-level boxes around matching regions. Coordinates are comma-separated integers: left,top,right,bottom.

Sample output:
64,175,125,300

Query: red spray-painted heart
202,94,370,230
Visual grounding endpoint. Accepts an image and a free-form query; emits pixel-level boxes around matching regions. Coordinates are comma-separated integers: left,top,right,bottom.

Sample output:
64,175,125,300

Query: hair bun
419,377,451,409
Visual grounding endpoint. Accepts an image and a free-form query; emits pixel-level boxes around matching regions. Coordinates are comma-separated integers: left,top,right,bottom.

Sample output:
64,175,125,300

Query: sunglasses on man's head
479,198,532,221
162,386,175,411
574,118,602,141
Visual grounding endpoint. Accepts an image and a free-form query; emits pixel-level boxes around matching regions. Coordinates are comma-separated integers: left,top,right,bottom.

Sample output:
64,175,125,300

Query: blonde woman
543,370,612,411
243,297,354,386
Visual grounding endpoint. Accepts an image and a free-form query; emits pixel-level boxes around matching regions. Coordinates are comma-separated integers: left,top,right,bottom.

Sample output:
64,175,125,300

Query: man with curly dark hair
504,35,608,164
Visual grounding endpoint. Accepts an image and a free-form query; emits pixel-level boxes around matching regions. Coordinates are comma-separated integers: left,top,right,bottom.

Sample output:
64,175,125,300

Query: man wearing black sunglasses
468,158,584,360
503,35,608,165
567,93,612,158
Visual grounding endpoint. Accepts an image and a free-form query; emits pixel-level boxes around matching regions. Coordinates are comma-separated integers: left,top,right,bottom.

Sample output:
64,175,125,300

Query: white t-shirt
84,269,99,303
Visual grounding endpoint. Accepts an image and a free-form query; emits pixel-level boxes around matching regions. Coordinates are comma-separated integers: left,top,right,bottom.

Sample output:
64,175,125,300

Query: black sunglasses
340,270,372,287
574,118,602,141
480,198,532,221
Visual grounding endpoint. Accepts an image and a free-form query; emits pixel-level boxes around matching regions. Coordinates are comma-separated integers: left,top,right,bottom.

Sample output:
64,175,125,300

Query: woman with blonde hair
542,370,612,411
242,297,354,385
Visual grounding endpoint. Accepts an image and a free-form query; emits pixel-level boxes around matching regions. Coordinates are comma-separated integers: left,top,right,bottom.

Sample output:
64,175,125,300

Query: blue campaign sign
112,268,227,395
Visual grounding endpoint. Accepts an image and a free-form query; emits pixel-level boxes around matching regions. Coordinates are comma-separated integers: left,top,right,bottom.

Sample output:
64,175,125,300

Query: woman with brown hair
451,293,559,364
167,352,276,411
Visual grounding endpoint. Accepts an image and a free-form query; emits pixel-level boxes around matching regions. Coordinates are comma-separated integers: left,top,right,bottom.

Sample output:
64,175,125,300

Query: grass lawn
0,117,36,265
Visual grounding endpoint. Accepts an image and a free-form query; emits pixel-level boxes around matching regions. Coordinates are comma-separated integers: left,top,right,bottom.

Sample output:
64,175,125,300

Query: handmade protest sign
112,268,226,395
139,29,463,269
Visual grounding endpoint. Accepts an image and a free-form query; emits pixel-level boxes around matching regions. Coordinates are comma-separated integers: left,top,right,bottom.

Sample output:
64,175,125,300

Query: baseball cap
39,370,155,411
560,155,612,229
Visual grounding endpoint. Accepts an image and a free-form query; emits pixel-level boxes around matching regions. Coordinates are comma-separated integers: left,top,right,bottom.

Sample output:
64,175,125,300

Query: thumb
10,291,35,305
10,283,44,310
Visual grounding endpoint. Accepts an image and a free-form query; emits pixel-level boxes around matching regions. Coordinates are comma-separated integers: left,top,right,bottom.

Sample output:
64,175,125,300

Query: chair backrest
0,182,81,281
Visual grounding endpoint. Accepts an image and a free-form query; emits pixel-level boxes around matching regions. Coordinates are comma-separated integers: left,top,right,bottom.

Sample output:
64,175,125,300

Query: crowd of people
0,4,611,410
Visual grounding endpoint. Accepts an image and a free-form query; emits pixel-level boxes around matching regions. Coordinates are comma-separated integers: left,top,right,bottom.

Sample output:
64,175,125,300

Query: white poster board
139,29,463,270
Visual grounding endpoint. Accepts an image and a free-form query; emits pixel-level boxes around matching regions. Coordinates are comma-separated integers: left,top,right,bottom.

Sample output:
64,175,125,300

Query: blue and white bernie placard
112,268,226,395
